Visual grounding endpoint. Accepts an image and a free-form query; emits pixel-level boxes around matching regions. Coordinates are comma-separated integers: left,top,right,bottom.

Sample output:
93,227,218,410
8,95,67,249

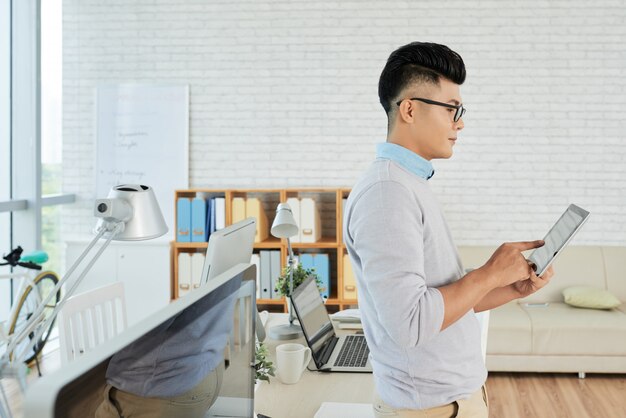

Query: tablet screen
528,204,590,276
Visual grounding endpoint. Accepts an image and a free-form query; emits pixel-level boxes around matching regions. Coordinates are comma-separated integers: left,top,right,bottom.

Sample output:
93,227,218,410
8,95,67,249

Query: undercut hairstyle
378,42,466,118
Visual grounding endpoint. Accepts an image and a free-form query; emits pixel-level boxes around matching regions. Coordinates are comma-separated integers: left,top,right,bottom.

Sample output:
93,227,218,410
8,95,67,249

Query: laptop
290,276,372,373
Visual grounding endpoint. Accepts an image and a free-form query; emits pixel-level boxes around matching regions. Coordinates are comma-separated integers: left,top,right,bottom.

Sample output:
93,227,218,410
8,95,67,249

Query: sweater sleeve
349,180,444,348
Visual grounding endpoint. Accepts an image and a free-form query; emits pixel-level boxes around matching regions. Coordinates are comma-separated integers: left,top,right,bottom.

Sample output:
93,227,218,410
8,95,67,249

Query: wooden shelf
171,188,358,306
256,299,287,305
292,237,338,249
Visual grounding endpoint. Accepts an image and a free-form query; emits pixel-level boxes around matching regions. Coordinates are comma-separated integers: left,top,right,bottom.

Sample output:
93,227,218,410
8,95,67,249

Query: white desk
254,314,374,418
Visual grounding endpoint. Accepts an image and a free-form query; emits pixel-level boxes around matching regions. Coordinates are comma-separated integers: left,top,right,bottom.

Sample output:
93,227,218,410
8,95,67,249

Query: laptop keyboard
334,335,369,368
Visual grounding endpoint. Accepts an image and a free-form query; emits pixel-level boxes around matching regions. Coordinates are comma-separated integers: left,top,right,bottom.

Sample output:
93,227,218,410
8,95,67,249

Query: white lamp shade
271,203,299,239
96,185,168,240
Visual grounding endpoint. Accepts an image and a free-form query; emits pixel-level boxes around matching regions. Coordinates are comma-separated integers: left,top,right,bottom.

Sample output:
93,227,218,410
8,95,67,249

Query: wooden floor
486,372,626,418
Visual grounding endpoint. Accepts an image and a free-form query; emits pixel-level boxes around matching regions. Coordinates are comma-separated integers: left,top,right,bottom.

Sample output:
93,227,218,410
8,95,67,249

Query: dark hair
378,42,466,115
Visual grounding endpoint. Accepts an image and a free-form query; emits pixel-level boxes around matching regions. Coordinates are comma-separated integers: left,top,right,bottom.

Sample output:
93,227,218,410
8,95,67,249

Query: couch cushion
520,246,607,304
487,303,532,355
602,247,626,302
522,302,626,355
563,286,621,309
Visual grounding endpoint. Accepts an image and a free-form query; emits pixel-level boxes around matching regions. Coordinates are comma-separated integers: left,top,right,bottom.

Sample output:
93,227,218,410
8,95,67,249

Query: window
0,0,74,320
41,0,63,274
0,0,11,321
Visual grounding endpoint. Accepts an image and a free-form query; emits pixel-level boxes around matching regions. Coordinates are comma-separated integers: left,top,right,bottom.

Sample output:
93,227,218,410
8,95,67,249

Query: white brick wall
62,0,626,245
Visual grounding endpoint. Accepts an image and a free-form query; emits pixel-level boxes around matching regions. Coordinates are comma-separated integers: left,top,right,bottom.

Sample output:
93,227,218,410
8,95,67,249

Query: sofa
458,246,626,377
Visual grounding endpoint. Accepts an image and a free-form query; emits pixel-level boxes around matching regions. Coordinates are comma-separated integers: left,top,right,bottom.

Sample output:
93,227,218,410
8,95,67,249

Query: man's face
398,78,465,160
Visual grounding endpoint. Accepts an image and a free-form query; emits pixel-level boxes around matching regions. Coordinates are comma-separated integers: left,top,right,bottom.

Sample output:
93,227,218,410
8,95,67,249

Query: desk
254,314,374,418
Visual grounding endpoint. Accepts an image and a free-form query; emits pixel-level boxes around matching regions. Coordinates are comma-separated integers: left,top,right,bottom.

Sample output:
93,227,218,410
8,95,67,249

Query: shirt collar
376,142,435,180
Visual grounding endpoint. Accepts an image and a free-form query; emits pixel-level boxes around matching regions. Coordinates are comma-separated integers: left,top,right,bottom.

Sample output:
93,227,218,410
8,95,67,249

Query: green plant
255,341,275,383
274,262,324,298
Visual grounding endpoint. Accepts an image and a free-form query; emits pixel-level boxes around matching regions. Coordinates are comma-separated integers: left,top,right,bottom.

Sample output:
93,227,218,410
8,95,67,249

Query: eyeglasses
395,97,466,122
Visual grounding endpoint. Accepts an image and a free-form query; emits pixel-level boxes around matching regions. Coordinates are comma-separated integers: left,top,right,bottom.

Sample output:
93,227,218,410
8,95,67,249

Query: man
343,41,555,418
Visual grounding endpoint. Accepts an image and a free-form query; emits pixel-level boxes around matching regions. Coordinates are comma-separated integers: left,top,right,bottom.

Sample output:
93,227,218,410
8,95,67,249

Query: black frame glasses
396,97,466,122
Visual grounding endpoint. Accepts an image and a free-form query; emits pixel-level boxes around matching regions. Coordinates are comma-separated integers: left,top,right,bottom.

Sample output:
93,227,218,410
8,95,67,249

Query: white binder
300,197,321,243
250,253,261,299
286,197,301,243
215,197,226,231
178,252,192,297
260,250,272,299
190,252,205,290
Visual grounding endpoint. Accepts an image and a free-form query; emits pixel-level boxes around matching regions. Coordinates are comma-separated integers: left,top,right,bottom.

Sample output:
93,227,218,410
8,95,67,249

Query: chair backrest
58,282,127,364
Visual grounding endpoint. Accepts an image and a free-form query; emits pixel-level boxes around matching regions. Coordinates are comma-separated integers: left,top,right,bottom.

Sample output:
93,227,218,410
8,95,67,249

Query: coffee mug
275,343,312,384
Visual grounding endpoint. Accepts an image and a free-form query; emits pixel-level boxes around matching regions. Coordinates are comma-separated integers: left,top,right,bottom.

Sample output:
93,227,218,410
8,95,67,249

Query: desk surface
254,314,374,418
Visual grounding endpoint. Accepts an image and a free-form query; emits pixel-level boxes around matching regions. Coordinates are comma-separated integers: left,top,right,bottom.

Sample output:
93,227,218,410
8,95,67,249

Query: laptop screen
291,276,334,358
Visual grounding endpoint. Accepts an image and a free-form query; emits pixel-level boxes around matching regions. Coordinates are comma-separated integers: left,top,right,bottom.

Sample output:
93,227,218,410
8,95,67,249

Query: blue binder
176,198,191,242
191,197,207,242
313,254,330,300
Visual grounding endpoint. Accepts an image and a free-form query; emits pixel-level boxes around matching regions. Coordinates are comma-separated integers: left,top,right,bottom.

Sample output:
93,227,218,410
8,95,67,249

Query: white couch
458,246,626,376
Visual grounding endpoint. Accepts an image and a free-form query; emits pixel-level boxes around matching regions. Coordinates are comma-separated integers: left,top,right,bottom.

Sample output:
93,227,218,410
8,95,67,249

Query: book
176,198,191,242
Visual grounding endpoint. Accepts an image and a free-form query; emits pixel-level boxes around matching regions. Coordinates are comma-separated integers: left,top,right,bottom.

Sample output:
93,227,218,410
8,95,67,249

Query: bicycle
0,246,61,366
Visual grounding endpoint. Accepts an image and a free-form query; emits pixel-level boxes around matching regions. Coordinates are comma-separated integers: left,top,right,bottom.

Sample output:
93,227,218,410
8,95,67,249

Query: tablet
527,204,590,276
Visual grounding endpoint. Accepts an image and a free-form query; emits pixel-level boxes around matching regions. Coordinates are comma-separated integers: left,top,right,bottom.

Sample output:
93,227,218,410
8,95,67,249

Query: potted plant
255,341,275,385
274,263,324,298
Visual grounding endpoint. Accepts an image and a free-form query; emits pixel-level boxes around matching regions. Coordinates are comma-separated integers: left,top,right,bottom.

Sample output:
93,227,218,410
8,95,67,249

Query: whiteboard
95,84,189,239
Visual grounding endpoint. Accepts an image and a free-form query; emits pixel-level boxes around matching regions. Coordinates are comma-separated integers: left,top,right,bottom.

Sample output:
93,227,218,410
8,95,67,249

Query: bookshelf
171,188,356,313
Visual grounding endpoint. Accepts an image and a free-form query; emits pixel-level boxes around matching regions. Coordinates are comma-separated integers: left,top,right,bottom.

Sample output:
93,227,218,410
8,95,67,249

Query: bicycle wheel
8,271,61,364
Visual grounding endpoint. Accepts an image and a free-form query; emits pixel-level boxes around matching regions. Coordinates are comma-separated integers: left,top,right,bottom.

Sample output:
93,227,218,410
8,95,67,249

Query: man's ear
397,100,415,124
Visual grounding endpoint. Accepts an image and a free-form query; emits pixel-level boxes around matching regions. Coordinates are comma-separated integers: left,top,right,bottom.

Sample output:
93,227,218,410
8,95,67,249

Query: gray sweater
344,158,487,410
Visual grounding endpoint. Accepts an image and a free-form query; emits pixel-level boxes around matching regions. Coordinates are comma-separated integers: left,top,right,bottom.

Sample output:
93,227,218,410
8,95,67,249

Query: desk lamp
1,185,167,371
268,203,303,340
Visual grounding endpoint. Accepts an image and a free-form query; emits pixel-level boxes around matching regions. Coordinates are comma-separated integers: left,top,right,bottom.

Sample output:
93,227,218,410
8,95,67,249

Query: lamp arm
3,225,107,361
7,223,120,364
286,238,296,326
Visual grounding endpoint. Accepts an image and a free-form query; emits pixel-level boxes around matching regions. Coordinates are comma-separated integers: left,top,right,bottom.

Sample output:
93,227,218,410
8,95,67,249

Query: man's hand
512,265,555,298
478,240,545,288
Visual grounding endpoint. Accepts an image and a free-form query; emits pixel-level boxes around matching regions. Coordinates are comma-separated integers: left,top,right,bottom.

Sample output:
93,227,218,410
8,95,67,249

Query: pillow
562,286,621,310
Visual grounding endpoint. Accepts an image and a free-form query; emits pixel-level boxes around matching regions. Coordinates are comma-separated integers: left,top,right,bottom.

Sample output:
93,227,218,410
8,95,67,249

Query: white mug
275,343,312,385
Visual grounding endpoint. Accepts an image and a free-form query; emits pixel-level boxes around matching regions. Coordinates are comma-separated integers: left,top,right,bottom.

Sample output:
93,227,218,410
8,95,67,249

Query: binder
178,252,192,297
270,250,281,300
300,197,321,243
342,198,348,244
191,197,207,242
286,197,301,243
313,253,330,300
259,250,272,299
176,198,191,242
208,198,217,236
250,253,261,299
232,197,246,224
300,253,315,273
246,197,269,243
343,253,357,300
215,197,226,231
191,252,205,289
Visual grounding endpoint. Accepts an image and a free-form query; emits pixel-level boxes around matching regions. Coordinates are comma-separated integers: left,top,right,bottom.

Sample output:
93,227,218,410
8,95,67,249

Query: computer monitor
201,217,256,286
24,263,257,418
